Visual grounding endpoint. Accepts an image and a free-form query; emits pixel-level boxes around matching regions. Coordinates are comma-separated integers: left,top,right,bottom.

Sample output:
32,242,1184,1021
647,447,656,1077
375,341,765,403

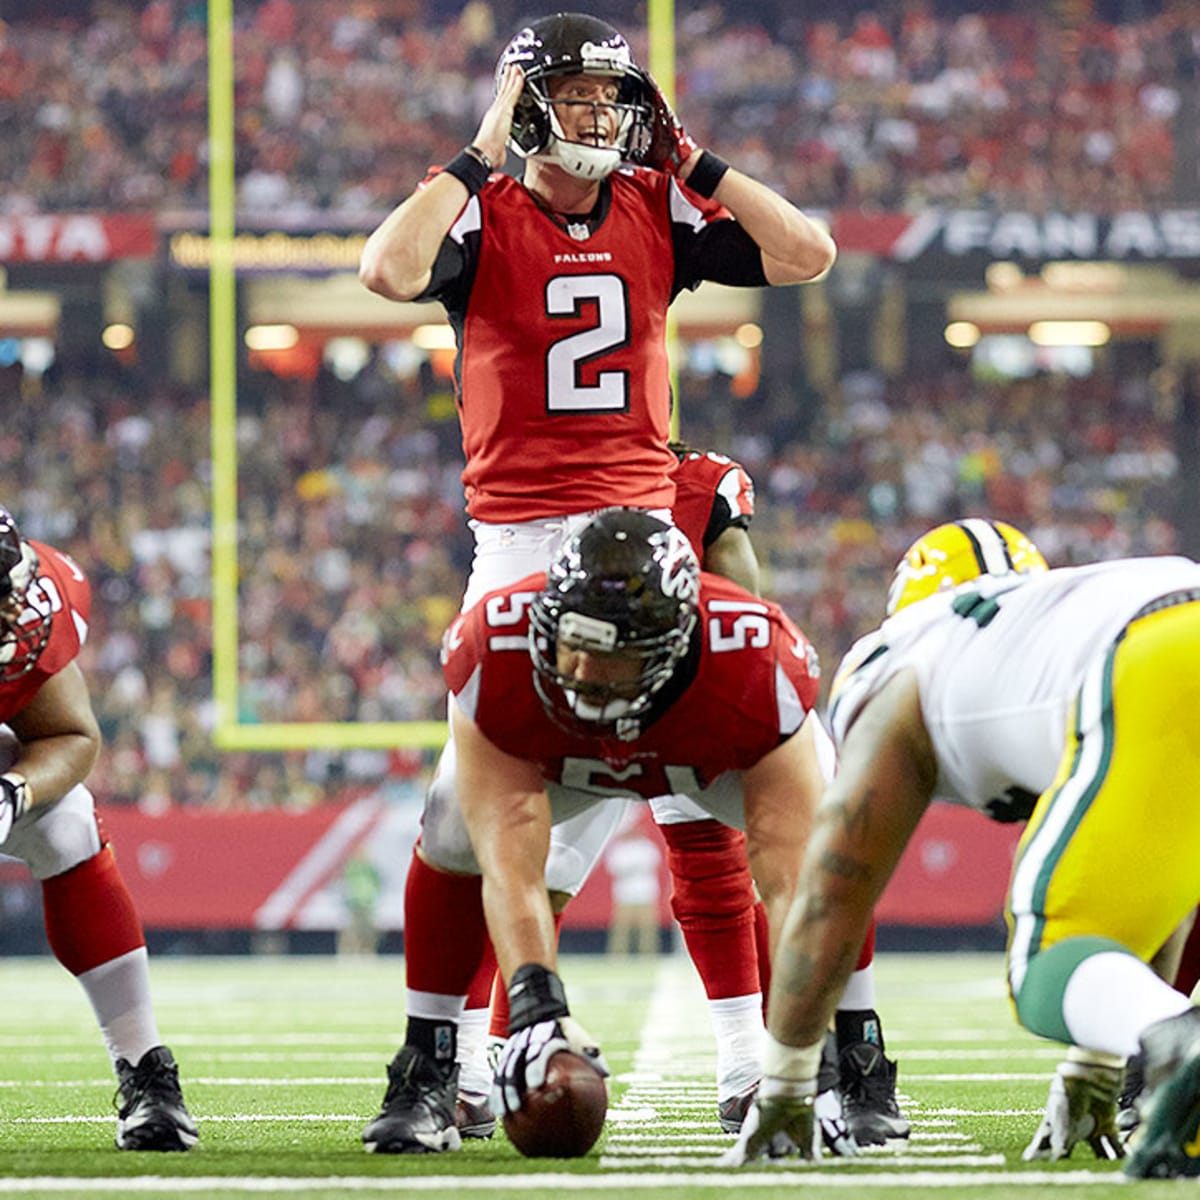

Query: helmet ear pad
509,83,552,157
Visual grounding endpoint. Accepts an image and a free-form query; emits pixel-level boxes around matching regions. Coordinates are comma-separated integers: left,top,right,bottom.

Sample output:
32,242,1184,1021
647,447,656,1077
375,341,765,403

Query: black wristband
684,150,730,199
508,963,569,1032
443,146,490,196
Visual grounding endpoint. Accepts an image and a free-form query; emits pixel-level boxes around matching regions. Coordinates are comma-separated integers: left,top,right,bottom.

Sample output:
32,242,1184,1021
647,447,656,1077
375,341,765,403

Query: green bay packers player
724,518,1200,1179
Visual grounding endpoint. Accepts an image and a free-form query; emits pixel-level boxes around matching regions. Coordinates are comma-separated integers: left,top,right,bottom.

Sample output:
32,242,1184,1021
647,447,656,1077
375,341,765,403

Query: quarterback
358,8,835,1155
725,519,1200,1180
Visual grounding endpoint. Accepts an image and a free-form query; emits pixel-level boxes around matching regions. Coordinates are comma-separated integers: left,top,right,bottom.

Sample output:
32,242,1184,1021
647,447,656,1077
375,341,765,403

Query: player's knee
661,820,755,925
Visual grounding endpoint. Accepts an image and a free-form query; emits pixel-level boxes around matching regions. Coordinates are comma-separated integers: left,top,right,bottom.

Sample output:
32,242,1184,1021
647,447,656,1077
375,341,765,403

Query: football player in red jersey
455,446,906,1145
0,508,197,1151
358,9,834,1155
362,508,859,1157
360,11,835,530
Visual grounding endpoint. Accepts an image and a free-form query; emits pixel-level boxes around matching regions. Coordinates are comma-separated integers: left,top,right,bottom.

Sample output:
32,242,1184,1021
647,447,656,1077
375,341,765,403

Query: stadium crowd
1,0,1194,218
0,343,1184,809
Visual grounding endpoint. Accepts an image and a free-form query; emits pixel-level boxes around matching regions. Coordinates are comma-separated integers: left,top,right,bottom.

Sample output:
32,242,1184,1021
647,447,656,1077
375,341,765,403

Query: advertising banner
100,797,1019,933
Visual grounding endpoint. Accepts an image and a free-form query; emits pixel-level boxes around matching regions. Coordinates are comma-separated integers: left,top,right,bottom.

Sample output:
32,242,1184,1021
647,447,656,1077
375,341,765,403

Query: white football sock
1063,951,1191,1057
456,1006,492,1096
710,993,765,1101
838,963,876,1011
76,947,161,1068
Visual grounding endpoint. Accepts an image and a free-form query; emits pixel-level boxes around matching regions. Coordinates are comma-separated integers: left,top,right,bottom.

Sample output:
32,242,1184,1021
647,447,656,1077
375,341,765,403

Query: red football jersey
442,573,820,797
0,541,90,723
428,168,735,522
672,450,755,555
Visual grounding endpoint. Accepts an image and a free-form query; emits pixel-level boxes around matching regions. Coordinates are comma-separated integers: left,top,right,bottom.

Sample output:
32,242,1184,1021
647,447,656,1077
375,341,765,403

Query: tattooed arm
768,670,938,1050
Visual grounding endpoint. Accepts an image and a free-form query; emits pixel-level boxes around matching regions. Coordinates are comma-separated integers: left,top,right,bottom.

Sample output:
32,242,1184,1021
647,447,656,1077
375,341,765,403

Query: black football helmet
529,508,699,738
0,507,49,683
495,12,655,180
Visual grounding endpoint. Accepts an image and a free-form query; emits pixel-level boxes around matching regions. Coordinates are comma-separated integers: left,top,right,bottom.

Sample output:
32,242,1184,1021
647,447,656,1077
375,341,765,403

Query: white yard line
0,1171,1126,1192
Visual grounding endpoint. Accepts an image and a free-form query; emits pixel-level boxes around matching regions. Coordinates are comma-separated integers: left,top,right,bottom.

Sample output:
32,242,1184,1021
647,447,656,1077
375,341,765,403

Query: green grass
0,952,1176,1198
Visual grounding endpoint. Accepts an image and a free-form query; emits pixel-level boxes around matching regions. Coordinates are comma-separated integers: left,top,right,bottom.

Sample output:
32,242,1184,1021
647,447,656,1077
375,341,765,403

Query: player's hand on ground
719,1078,817,1165
472,64,524,169
490,1017,608,1115
643,74,700,176
1022,1057,1125,1161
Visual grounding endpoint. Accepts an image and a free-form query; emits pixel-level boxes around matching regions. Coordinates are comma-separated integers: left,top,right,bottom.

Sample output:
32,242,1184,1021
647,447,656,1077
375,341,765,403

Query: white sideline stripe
912,1080,1046,1089
922,1107,1044,1117
4,1115,365,1126
0,1078,380,1088
600,1154,1004,1168
0,1172,1121,1192
0,1034,389,1046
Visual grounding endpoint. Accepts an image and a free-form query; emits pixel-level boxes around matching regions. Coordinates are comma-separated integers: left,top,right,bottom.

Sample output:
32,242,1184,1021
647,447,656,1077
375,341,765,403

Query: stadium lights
412,323,457,351
944,321,981,349
102,323,135,350
244,323,299,351
734,322,763,348
1028,320,1111,347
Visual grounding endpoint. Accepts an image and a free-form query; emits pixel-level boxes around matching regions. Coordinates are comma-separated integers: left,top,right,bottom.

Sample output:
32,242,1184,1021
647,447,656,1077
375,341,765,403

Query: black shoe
1125,1009,1200,1179
363,1045,461,1154
1118,1050,1145,1136
456,1090,497,1139
114,1046,198,1151
718,1082,758,1133
839,1041,911,1145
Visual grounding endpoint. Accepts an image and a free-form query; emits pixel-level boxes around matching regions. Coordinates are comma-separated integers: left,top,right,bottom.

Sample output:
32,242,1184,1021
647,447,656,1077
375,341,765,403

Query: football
502,1049,608,1158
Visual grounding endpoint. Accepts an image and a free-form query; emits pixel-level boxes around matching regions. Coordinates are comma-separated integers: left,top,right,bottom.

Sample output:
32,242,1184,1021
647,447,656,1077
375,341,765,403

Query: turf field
0,951,1174,1199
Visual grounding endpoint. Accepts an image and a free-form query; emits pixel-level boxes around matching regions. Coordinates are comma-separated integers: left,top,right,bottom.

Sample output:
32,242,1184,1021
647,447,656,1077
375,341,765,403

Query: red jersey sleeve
671,450,755,554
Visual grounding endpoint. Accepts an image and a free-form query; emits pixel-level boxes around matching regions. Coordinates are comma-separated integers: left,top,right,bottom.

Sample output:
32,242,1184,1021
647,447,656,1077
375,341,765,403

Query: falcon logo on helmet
0,507,51,682
496,12,655,181
886,518,1048,616
529,507,698,738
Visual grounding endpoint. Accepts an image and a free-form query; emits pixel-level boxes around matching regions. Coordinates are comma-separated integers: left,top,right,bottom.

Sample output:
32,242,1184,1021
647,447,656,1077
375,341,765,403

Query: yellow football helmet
886,518,1048,616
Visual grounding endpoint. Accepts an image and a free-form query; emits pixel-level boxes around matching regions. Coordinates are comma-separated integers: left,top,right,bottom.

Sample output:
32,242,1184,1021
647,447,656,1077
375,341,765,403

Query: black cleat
114,1046,198,1152
839,1041,911,1145
363,1045,461,1154
455,1090,497,1139
1125,1009,1200,1179
1117,1049,1145,1136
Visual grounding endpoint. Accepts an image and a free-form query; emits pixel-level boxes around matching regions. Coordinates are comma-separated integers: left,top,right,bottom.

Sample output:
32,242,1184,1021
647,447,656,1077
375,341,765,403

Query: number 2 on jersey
545,274,630,413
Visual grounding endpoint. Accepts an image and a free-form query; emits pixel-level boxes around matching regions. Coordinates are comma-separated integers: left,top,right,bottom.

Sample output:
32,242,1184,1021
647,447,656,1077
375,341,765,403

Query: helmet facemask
0,512,50,682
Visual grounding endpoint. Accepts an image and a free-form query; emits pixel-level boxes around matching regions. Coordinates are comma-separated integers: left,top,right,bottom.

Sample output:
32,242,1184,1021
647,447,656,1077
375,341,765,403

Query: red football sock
465,937,499,1009
660,819,759,1000
42,846,145,977
488,911,564,1037
857,919,877,971
404,847,487,997
753,900,771,1016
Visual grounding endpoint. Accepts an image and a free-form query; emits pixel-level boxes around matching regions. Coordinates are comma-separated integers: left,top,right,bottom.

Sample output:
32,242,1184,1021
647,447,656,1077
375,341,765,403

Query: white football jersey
828,556,1200,819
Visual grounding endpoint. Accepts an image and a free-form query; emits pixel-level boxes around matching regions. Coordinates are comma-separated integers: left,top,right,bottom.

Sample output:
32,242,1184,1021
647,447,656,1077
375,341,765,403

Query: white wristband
761,1033,824,1084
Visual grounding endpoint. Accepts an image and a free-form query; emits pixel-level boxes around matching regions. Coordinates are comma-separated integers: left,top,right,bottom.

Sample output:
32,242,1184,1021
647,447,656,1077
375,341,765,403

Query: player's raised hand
642,74,700,176
472,64,524,169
